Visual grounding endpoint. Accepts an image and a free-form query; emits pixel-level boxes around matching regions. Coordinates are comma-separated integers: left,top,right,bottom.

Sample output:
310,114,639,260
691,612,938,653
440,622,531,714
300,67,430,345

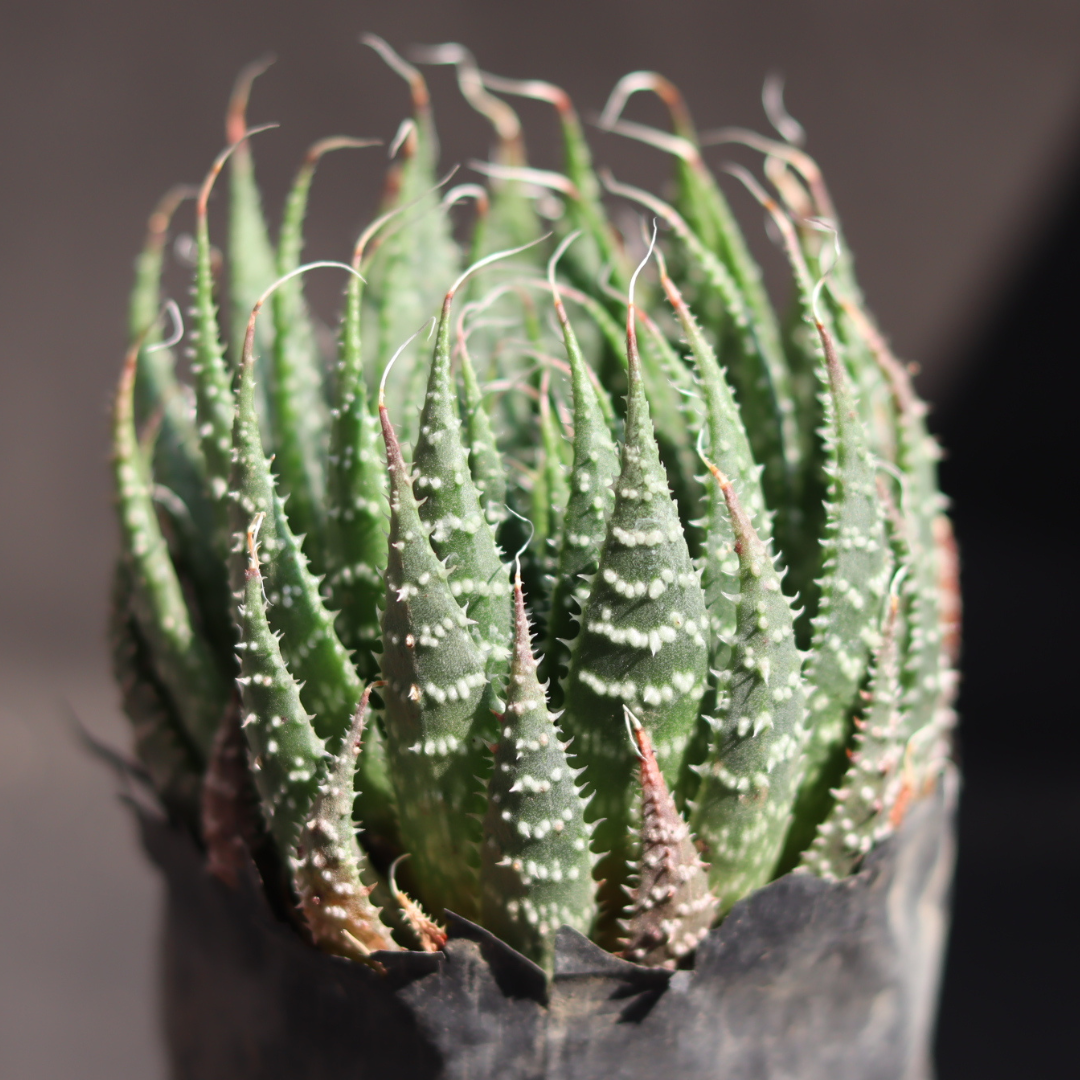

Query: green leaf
475,71,629,290
653,251,770,804
234,516,327,856
730,169,830,638
113,335,228,758
377,374,493,920
456,321,507,527
228,283,397,848
225,58,279,371
633,304,707,536
533,374,570,560
109,560,203,825
730,159,891,635
800,585,905,879
844,310,950,750
778,303,892,872
325,222,390,672
129,186,231,656
601,80,794,449
480,568,596,972
563,269,709,937
532,279,623,431
602,174,795,533
543,241,620,699
656,252,766,649
363,35,460,448
688,457,808,914
190,130,274,542
411,292,512,678
416,45,543,259
748,137,899,466
270,138,377,571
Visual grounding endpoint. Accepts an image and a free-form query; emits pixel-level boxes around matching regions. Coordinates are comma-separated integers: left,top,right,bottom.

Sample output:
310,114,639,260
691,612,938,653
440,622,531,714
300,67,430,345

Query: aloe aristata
110,39,957,972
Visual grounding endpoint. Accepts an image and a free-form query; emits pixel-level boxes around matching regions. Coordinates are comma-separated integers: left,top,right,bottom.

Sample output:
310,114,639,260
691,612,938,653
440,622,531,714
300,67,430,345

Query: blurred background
1,1,1077,1076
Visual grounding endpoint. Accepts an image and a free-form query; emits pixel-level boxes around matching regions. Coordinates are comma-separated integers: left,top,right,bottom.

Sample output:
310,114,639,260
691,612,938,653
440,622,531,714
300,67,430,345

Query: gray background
1,1,1078,1076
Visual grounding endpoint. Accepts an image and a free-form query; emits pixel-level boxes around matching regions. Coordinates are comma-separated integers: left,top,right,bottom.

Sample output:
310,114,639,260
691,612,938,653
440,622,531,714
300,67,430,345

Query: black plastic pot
146,770,956,1080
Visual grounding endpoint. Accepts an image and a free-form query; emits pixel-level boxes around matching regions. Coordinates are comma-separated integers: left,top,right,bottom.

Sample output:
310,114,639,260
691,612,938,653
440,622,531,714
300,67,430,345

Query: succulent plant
110,39,959,975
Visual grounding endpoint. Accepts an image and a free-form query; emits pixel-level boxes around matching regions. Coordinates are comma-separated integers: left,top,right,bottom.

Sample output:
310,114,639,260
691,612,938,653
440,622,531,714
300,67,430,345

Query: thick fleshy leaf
456,315,507,527
476,71,626,291
411,292,512,679
481,568,596,971
191,142,246,539
656,251,766,650
325,219,392,671
270,138,378,571
543,245,620,698
113,335,228,757
779,306,892,870
603,174,796,533
225,58,278,371
109,560,203,824
293,685,400,961
377,381,492,920
688,457,808,914
129,186,231,654
234,517,327,855
622,713,715,968
800,588,905,879
362,35,461,448
563,277,709,938
228,284,397,847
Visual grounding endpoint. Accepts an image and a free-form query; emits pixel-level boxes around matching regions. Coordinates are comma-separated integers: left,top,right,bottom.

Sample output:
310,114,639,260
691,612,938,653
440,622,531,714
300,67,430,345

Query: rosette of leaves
110,39,958,973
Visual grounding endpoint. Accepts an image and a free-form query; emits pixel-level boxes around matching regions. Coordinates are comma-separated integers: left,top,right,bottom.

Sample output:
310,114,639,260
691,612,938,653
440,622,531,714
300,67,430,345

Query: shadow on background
0,2,1077,1077
933,130,1080,1078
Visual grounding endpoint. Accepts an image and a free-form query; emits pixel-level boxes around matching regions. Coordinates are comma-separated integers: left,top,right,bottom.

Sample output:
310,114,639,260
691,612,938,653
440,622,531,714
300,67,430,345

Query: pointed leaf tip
623,719,716,968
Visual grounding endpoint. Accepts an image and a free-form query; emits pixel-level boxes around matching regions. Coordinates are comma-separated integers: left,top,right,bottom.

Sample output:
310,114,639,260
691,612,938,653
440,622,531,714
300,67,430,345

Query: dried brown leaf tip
389,855,448,953
622,709,717,968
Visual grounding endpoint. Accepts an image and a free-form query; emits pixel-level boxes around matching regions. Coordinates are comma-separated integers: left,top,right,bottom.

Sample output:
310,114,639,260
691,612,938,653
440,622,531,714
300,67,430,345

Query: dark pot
146,770,956,1080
